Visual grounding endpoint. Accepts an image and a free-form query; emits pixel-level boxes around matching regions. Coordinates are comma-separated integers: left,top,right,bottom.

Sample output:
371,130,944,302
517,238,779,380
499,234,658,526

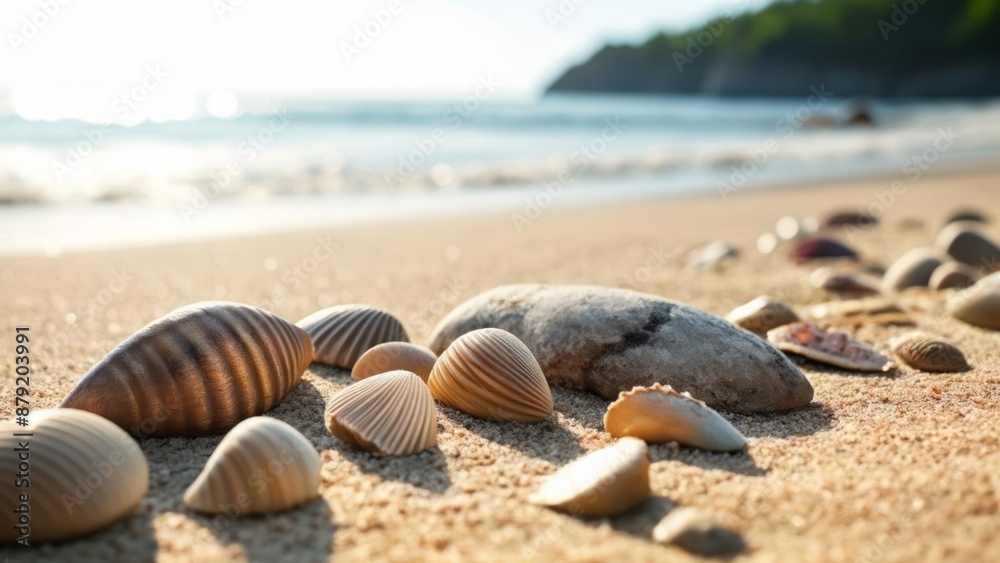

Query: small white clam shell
429,328,553,423
325,370,437,457
0,409,148,543
768,322,893,372
298,304,409,368
529,437,650,518
184,417,321,515
604,384,746,452
725,295,799,336
947,272,1000,329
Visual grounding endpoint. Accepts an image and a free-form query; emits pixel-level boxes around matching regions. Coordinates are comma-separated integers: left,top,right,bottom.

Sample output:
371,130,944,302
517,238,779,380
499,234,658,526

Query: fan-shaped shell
889,332,969,372
725,295,799,336
297,304,409,368
768,322,893,372
352,342,436,382
184,417,320,515
529,438,650,518
947,272,1000,329
604,384,746,452
60,302,313,437
428,328,553,423
324,370,437,456
1,409,148,543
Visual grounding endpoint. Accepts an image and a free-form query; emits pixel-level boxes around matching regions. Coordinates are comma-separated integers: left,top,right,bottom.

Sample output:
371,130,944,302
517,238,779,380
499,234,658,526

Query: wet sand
2,167,1000,562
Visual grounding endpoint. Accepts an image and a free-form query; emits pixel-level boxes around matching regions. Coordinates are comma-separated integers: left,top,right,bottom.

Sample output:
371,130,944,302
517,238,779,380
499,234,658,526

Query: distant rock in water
429,285,814,413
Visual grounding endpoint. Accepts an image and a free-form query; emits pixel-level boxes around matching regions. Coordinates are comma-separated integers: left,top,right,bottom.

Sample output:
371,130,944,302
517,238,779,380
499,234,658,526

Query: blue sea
1,94,998,254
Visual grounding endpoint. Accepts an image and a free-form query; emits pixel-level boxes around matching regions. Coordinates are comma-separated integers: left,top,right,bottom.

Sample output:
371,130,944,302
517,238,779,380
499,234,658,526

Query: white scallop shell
325,370,437,457
604,384,746,451
529,437,650,518
0,409,148,543
297,304,409,368
184,416,321,515
429,328,553,423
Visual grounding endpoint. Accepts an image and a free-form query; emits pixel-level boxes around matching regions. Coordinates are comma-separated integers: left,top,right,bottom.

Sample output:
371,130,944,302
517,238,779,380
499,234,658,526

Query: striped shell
352,342,436,382
428,328,553,423
725,295,799,336
890,332,969,372
529,437,650,518
947,272,1000,329
325,370,437,456
297,305,409,368
184,417,320,515
1,409,148,544
604,384,746,452
59,302,312,437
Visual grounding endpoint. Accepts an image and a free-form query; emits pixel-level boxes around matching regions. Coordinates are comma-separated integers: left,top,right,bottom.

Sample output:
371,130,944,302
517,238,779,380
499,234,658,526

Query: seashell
808,297,903,319
429,328,553,423
686,241,739,270
810,267,881,296
823,209,877,228
725,295,799,337
767,322,893,372
0,409,148,543
947,272,1000,329
529,437,650,518
60,302,313,437
430,285,813,414
929,261,980,290
184,416,320,514
935,222,1000,271
603,384,746,452
790,237,858,262
881,247,946,292
352,342,436,382
325,370,437,456
652,507,745,557
889,332,969,372
944,209,988,226
297,304,409,368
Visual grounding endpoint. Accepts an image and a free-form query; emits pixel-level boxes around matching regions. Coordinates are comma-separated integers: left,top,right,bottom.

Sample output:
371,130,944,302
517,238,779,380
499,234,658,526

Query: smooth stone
944,209,988,226
947,272,1000,329
810,267,881,296
652,507,745,557
935,222,1000,271
429,285,814,413
929,262,980,290
790,237,859,262
881,247,946,293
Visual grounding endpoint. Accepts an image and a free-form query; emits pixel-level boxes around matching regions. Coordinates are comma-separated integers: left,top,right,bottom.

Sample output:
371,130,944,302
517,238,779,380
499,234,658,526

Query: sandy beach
3,167,1000,562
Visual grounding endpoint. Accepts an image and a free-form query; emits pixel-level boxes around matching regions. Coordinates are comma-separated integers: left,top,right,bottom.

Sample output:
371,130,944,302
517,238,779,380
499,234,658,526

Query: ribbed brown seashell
929,262,980,290
889,332,969,372
60,302,313,437
529,438,650,518
936,222,1000,271
768,322,893,372
947,272,1000,329
325,370,437,456
725,295,799,337
352,342,436,382
297,304,409,368
428,328,553,423
184,417,320,515
1,409,148,543
604,384,746,451
790,237,858,262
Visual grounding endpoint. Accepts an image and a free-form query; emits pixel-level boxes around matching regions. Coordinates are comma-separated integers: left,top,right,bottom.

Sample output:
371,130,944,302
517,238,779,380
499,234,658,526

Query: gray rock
936,221,1000,271
652,507,746,557
881,247,946,293
428,285,813,413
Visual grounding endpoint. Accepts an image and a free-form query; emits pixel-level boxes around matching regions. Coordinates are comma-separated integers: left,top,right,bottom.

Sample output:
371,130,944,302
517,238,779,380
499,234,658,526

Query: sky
1,0,773,123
